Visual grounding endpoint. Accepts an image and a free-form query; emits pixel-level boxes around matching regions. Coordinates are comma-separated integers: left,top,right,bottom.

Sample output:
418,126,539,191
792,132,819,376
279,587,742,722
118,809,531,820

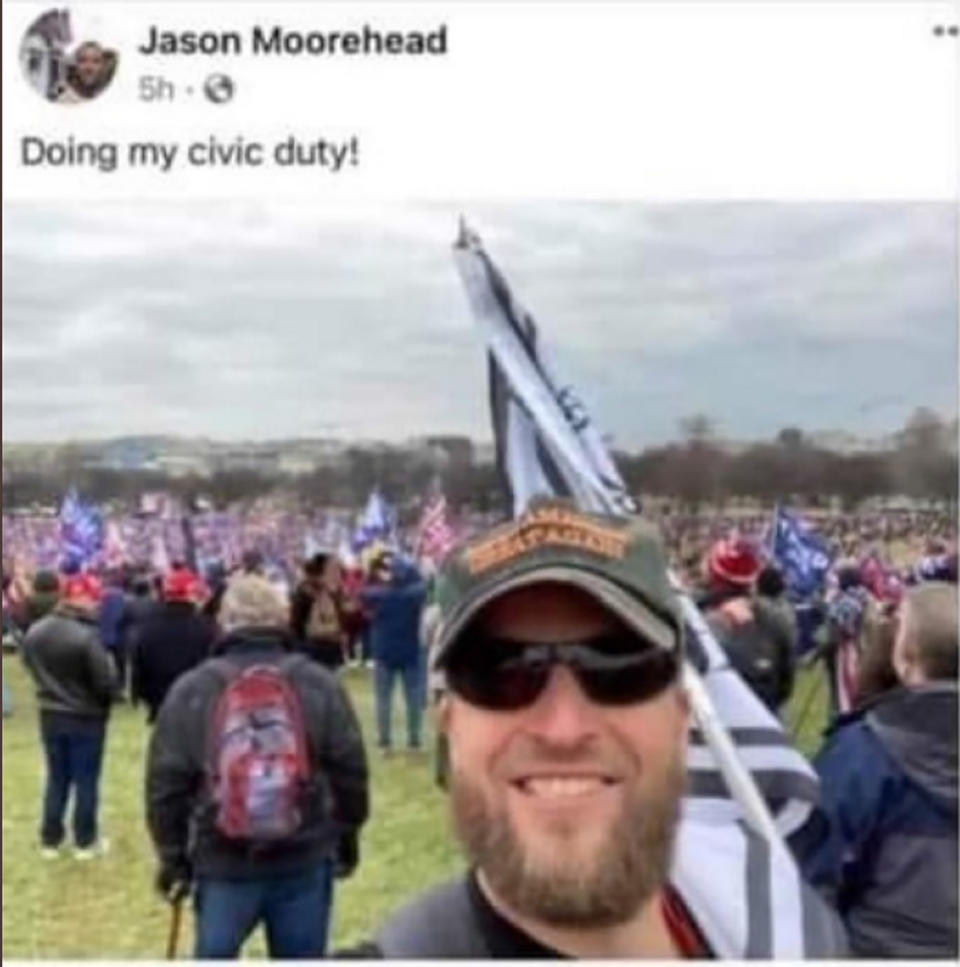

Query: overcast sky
2,201,956,449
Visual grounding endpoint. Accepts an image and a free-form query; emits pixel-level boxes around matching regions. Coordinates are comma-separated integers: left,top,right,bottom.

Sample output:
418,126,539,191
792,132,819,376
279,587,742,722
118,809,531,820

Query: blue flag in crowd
58,487,104,566
351,489,396,550
769,504,832,599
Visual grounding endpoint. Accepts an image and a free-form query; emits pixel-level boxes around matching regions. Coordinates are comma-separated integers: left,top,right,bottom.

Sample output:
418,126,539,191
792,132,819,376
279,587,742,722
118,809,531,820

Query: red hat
707,538,761,587
163,568,198,602
62,573,103,604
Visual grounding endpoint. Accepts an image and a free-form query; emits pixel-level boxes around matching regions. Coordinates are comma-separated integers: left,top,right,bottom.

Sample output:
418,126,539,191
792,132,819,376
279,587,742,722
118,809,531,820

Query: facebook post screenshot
2,0,958,960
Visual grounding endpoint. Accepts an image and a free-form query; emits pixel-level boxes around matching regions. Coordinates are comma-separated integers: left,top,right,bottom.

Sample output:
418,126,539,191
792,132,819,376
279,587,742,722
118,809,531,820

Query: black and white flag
453,223,840,958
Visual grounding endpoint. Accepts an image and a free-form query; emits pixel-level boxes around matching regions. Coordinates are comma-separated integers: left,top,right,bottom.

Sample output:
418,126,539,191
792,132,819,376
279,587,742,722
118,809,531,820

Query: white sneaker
40,846,60,860
74,838,110,861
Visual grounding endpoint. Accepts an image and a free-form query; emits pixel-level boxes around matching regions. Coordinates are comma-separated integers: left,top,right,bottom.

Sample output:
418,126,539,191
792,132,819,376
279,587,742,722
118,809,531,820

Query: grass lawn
1,653,830,959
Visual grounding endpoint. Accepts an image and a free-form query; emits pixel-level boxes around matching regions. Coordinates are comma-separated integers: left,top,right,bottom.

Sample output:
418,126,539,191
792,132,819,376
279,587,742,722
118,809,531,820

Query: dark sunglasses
445,633,679,711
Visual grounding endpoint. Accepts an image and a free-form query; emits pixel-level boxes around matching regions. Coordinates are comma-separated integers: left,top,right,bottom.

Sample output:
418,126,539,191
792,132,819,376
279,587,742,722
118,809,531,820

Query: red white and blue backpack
206,656,310,841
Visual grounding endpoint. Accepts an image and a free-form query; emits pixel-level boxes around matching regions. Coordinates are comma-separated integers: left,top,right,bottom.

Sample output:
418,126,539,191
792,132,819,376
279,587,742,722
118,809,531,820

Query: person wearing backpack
145,573,369,959
290,553,355,670
700,538,796,713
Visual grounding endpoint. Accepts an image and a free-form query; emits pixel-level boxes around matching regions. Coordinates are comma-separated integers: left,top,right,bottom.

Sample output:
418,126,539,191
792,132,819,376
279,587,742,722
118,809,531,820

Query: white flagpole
675,589,785,847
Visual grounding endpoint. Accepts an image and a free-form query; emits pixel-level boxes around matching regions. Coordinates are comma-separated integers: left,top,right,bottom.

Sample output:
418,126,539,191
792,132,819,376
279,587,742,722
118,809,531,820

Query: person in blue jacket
361,553,427,754
796,581,957,958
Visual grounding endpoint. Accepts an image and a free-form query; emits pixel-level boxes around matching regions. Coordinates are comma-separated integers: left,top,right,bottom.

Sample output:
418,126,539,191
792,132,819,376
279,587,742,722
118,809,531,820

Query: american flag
415,490,457,565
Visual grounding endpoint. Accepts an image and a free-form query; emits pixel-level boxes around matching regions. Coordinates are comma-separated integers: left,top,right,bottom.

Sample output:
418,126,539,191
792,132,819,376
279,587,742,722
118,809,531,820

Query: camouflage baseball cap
432,497,683,669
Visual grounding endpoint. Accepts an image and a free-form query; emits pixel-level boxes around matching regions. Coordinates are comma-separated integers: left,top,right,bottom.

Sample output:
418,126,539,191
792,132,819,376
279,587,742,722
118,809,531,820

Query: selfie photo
2,200,956,958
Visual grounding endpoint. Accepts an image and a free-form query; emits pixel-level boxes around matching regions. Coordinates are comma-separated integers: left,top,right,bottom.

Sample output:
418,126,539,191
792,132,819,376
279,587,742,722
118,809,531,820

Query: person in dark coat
21,574,117,858
145,574,369,958
200,561,229,623
131,568,216,722
361,554,427,753
796,581,958,958
290,553,354,671
700,539,796,713
122,573,156,656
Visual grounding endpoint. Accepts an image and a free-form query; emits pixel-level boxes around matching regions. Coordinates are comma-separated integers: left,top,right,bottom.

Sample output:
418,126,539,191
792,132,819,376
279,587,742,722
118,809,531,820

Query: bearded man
340,500,844,958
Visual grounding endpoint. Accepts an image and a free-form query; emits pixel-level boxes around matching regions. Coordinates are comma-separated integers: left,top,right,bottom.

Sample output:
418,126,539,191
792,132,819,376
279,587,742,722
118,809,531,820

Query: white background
2,0,958,201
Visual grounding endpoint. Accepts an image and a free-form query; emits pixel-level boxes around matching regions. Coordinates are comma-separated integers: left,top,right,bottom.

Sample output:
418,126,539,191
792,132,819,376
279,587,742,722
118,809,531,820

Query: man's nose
521,664,601,745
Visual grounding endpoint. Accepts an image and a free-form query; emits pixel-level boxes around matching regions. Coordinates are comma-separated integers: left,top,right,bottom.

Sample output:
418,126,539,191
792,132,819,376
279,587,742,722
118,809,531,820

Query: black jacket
131,601,216,721
122,594,157,650
145,627,369,880
21,604,117,718
705,592,796,712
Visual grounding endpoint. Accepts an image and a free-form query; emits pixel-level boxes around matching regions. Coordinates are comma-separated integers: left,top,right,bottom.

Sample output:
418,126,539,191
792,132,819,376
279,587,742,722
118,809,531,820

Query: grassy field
1,654,829,959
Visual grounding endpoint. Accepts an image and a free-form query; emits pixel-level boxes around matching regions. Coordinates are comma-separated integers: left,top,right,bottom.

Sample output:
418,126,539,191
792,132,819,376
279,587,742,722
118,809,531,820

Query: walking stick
165,897,184,960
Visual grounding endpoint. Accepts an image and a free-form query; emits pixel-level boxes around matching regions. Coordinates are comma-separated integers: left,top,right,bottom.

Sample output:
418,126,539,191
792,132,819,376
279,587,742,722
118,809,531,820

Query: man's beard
449,749,685,928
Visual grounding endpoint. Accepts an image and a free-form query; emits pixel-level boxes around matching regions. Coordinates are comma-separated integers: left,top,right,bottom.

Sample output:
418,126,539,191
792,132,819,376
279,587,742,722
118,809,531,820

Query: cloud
2,201,955,447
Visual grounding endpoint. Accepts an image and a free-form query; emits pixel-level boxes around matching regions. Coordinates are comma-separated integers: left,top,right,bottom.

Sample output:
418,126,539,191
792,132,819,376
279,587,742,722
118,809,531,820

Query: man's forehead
475,582,622,639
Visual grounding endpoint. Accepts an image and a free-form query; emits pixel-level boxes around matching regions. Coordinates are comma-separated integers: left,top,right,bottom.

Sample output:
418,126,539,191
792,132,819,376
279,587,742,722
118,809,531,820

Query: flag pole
767,502,780,559
455,222,790,853
675,589,785,847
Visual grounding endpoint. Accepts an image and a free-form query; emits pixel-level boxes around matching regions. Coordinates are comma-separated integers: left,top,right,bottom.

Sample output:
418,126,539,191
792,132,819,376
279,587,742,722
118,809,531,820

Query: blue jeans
2,671,11,717
39,714,106,848
373,659,422,749
194,861,335,959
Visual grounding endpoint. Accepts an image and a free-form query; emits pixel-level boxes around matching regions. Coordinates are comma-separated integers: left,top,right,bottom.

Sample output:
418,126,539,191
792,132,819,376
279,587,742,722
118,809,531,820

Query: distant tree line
2,408,956,515
617,408,957,513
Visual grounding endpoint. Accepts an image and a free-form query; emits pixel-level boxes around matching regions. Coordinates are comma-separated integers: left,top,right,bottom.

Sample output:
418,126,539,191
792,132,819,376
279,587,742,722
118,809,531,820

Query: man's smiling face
441,582,689,926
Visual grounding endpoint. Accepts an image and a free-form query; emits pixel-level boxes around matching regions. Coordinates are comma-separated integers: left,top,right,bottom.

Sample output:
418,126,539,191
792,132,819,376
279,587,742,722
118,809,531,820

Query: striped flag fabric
825,585,872,713
452,223,838,958
415,488,457,565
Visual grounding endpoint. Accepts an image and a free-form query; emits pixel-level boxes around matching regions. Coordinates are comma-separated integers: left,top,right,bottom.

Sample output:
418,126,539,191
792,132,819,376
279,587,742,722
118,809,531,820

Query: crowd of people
661,505,956,582
0,498,956,958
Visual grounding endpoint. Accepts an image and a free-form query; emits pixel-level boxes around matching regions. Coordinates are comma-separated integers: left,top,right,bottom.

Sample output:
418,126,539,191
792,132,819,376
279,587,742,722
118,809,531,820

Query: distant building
277,453,318,476
418,435,474,469
96,439,155,471
152,454,212,478
214,450,281,476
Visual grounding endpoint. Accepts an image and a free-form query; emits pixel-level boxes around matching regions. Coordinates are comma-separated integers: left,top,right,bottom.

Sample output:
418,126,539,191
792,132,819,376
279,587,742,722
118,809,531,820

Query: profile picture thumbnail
19,8,118,104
